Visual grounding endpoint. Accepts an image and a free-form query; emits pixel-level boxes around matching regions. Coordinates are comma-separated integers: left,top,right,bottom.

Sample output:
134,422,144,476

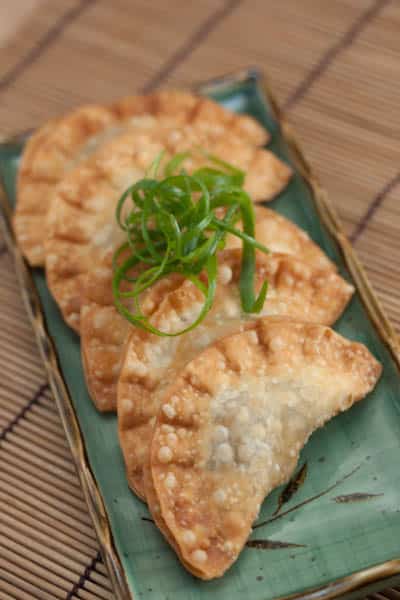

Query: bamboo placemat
0,1,399,598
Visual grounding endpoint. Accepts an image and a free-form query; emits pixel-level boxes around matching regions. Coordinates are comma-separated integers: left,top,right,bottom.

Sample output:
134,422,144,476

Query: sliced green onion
112,151,269,336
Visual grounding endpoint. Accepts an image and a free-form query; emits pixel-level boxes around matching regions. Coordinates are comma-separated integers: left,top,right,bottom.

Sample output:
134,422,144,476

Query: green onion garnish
112,153,269,336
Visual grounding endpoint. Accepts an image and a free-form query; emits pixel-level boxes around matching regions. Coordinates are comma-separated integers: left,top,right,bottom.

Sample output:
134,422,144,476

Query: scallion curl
112,152,269,336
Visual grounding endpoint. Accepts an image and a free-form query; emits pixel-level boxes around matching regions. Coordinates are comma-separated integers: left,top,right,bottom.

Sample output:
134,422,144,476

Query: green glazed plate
1,69,400,600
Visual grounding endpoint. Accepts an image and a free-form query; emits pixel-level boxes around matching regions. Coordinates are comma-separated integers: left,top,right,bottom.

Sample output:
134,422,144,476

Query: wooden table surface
0,1,399,599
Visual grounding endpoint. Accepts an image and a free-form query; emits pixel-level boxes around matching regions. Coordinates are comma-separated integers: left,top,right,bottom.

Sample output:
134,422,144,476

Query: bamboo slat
0,0,227,135
0,0,44,47
0,0,399,598
0,0,81,82
287,0,400,234
0,248,109,599
167,0,370,104
355,185,400,330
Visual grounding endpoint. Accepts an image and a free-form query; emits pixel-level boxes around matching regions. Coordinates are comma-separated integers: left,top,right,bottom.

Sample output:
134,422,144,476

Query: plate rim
0,66,399,600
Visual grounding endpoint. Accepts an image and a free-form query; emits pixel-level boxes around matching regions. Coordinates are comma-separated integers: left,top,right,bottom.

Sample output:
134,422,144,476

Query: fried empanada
82,206,334,412
147,317,381,579
45,124,291,332
15,91,268,266
117,250,354,498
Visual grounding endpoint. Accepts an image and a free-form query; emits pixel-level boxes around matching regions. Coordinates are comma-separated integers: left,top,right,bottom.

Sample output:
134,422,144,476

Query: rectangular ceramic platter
1,70,400,600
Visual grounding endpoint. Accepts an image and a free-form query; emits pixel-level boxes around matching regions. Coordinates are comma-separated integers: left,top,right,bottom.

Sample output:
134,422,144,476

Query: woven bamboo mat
0,1,399,598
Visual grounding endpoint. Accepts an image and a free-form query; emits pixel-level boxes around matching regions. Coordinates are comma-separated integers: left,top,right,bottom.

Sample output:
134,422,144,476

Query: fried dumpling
117,249,354,498
81,255,183,412
15,91,268,266
226,206,335,272
81,206,335,412
45,124,291,332
147,317,381,579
